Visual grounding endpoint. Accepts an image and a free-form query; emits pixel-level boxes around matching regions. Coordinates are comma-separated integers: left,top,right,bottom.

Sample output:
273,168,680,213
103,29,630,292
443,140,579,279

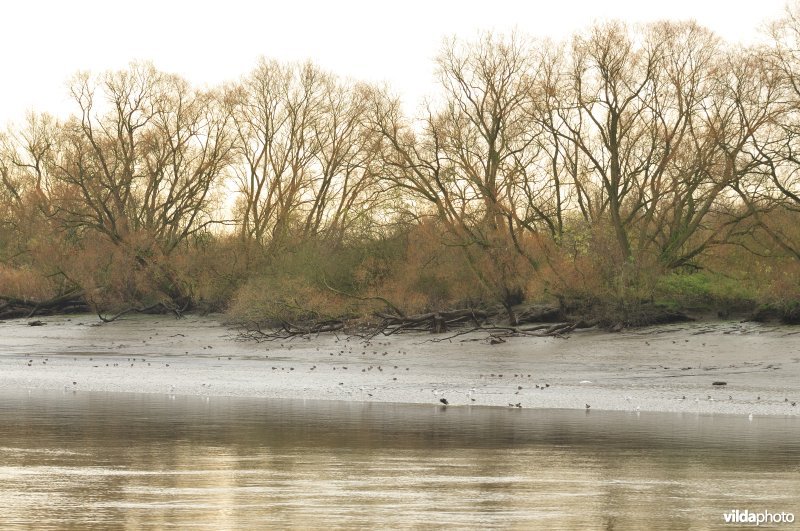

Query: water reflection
0,390,798,529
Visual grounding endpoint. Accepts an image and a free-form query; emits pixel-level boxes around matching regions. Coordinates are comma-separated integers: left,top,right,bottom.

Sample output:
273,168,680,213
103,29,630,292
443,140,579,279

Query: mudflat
0,315,798,416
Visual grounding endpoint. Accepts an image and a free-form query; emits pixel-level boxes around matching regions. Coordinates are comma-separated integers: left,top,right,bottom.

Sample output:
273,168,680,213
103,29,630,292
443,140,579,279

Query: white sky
0,0,790,126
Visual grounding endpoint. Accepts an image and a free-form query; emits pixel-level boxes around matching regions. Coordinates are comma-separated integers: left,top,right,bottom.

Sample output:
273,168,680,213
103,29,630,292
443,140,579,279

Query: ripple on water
0,389,797,529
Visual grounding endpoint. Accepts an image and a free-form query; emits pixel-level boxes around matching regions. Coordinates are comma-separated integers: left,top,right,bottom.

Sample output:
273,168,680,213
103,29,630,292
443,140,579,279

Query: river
0,389,797,529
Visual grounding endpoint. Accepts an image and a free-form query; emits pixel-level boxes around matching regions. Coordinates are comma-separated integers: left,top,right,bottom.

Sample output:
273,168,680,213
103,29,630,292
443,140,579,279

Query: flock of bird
18,332,799,415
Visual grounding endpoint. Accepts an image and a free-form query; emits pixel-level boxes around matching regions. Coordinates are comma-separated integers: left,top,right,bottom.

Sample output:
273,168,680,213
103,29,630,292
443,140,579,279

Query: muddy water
0,390,798,529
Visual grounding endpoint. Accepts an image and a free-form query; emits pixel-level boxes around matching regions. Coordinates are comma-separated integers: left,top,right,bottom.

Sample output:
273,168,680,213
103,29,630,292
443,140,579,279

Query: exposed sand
1,314,798,417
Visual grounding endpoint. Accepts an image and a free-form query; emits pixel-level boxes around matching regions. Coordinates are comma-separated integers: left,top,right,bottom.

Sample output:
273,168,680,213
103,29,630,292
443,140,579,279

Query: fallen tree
237,319,346,341
374,308,495,334
93,300,190,323
234,303,588,342
0,288,191,322
0,290,88,319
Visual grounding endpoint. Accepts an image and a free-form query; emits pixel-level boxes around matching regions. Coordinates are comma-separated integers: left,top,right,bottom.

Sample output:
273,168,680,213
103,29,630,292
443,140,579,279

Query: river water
0,390,797,529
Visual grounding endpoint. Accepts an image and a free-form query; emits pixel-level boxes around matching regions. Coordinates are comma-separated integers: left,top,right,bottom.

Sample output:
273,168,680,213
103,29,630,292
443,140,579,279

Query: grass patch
653,271,757,314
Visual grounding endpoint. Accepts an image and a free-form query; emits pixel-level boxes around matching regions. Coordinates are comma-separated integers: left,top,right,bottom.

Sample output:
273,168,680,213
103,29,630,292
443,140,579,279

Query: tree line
2,12,800,325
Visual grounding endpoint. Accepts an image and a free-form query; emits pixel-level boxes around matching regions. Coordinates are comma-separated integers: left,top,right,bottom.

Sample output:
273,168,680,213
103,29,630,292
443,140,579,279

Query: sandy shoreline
0,314,798,417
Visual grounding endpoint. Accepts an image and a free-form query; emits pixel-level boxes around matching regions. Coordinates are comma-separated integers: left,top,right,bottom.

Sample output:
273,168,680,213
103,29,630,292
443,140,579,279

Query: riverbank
0,314,798,417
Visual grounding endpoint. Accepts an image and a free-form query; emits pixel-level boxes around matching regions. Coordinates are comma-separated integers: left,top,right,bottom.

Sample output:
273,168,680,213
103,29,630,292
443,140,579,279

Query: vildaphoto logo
723,509,795,526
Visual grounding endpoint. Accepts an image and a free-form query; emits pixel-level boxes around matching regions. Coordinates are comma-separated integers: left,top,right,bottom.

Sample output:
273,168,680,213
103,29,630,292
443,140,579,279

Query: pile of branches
238,319,346,341
92,300,190,323
236,303,594,342
370,304,584,337
0,290,89,320
372,308,591,341
374,308,494,334
0,291,191,322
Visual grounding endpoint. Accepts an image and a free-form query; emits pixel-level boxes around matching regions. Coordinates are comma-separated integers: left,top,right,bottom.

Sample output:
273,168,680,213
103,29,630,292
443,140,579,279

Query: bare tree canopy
3,14,800,326
51,63,233,253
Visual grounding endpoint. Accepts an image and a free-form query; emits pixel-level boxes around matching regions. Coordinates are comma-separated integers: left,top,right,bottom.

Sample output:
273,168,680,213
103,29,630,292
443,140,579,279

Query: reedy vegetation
2,13,800,325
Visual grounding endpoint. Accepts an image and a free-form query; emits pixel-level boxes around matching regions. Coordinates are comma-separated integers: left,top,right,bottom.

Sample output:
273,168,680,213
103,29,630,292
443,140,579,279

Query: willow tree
46,63,233,309
535,22,774,273
0,112,83,310
0,113,57,237
230,60,384,252
738,2,800,262
370,33,557,316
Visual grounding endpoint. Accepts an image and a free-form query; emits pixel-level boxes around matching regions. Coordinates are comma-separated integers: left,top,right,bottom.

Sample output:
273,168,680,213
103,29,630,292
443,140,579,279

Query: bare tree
368,33,558,316
739,2,800,261
44,63,233,306
0,113,57,217
53,64,232,251
230,59,386,250
298,81,387,244
230,60,321,247
535,22,766,270
0,113,61,268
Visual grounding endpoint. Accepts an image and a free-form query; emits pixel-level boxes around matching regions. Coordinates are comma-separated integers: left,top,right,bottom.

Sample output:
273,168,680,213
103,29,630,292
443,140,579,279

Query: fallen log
235,306,583,342
91,293,191,322
238,319,346,341
0,290,88,319
513,304,564,324
374,308,496,335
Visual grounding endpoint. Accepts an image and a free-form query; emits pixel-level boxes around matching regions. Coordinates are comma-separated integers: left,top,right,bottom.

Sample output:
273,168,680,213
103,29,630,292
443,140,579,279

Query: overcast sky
0,0,790,125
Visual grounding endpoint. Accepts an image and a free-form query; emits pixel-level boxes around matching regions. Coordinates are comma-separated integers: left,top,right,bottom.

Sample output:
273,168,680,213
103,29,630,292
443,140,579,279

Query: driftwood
0,288,194,323
240,319,346,341
0,290,88,319
234,302,596,343
94,300,189,323
513,304,563,324
374,309,494,335
235,309,495,342
370,306,584,338
426,320,591,343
